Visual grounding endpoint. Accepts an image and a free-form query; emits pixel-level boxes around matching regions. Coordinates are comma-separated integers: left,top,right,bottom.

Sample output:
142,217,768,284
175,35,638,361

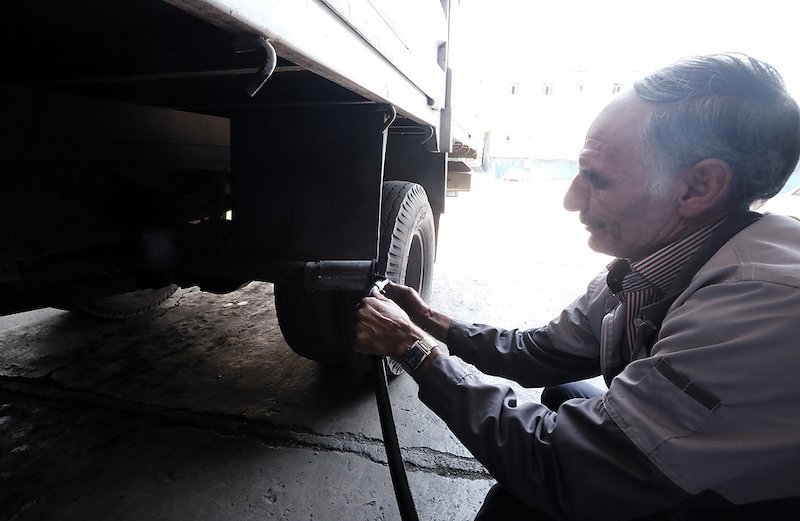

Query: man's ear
676,159,733,218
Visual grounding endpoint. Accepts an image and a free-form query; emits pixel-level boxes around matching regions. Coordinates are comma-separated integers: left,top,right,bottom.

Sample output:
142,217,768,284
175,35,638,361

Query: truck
0,0,476,369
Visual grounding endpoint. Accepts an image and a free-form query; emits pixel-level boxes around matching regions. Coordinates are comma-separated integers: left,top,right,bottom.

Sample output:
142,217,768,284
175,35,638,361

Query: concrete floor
0,174,609,521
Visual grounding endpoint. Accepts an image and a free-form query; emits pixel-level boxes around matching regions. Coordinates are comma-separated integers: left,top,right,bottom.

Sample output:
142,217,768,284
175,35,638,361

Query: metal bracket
233,35,277,97
303,260,376,292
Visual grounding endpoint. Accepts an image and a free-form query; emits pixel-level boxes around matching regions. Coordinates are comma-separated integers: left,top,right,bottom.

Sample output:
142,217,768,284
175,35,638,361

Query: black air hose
372,355,420,521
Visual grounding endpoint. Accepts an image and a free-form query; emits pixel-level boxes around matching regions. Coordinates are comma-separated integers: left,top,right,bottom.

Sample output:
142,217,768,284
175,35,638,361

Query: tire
70,284,178,319
378,181,435,300
274,284,363,366
275,181,436,368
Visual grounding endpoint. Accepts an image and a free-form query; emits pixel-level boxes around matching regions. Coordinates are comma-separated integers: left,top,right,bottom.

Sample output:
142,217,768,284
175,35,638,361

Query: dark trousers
474,381,603,521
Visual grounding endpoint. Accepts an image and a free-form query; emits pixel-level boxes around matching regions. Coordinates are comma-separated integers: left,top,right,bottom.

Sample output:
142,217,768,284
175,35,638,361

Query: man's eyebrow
579,168,612,188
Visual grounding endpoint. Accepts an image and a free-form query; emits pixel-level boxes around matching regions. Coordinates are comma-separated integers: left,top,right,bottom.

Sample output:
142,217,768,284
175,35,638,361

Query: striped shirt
606,220,724,358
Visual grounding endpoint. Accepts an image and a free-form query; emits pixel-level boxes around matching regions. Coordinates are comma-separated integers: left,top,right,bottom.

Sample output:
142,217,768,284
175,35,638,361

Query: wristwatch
397,336,436,373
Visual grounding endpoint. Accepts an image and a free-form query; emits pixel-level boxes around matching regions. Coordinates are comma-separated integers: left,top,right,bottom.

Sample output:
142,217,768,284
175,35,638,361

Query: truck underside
0,0,462,366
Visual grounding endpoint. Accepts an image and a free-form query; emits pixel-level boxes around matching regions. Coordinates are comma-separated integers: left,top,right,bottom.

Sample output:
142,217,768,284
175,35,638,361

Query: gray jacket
416,213,800,520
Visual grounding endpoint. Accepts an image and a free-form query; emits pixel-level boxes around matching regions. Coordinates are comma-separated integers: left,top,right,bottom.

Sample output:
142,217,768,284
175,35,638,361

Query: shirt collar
606,219,725,295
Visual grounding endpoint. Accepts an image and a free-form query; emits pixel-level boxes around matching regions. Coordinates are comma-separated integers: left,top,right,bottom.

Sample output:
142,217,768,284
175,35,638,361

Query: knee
541,381,603,410
540,386,562,411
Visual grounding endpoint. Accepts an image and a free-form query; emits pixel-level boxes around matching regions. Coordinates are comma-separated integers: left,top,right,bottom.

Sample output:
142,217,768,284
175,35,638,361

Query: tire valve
373,278,389,295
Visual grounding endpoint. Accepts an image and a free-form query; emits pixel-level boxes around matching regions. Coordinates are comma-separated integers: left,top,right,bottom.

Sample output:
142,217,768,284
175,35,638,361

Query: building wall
479,68,642,178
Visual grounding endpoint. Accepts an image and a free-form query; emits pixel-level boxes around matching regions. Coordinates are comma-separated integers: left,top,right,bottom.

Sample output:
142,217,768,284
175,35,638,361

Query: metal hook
233,35,277,98
380,105,397,134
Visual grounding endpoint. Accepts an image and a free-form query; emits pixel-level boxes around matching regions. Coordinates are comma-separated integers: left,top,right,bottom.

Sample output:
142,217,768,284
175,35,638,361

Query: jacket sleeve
446,273,613,387
416,355,690,520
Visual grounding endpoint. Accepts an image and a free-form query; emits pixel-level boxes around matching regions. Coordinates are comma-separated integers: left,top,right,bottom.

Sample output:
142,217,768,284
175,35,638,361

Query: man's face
563,93,685,260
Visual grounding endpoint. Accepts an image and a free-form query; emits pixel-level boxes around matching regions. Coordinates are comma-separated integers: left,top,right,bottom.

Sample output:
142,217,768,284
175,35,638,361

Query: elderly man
354,53,800,520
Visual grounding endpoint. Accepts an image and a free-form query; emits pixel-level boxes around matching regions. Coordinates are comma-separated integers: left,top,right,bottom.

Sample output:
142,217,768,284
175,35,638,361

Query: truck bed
2,0,454,146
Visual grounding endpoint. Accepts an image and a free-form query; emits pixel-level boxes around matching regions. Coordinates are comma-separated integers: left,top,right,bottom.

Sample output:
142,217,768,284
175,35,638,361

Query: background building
477,67,641,179
453,0,800,183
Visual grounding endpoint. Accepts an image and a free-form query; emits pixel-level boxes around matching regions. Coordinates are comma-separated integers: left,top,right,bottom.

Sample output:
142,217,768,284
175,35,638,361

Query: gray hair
633,53,800,207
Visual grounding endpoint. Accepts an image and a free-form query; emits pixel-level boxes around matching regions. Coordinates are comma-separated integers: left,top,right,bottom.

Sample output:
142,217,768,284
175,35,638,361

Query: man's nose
563,174,588,212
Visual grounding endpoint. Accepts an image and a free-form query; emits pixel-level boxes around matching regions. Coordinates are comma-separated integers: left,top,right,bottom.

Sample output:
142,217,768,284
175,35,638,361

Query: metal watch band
398,336,436,373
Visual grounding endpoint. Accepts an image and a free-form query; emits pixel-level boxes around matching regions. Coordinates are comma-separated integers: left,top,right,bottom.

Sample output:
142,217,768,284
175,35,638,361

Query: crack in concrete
0,376,493,481
265,429,491,481
156,291,188,317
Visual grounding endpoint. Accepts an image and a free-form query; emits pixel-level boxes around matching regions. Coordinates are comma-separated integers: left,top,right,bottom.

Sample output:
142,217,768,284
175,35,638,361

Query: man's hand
380,282,452,341
353,288,428,358
381,282,429,323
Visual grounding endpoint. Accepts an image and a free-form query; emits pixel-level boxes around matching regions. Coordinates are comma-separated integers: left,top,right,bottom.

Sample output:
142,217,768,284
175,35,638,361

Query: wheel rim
405,230,425,292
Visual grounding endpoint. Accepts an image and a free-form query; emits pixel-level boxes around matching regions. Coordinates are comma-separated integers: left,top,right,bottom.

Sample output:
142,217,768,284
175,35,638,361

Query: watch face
403,345,426,369
402,339,434,372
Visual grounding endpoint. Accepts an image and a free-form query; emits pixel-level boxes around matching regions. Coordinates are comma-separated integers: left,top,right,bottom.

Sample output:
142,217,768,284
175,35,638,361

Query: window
541,82,554,95
509,83,520,95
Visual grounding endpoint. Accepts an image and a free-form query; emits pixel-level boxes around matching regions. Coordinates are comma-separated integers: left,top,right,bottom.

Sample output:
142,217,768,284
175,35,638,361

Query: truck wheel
275,181,436,368
70,285,178,319
378,181,435,300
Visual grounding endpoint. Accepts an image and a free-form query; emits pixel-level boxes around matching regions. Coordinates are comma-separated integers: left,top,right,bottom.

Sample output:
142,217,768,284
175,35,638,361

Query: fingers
359,295,409,320
380,281,430,325
352,295,416,358
382,280,412,300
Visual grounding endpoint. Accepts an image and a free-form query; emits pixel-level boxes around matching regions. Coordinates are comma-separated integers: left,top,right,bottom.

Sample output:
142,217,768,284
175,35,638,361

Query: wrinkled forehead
580,95,652,163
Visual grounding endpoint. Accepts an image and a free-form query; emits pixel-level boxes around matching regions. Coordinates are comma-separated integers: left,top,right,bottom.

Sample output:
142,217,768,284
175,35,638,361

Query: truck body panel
0,0,473,361
162,0,449,140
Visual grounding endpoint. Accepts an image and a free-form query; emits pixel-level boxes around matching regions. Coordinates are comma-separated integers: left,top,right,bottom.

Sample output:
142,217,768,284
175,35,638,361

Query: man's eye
584,171,608,189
